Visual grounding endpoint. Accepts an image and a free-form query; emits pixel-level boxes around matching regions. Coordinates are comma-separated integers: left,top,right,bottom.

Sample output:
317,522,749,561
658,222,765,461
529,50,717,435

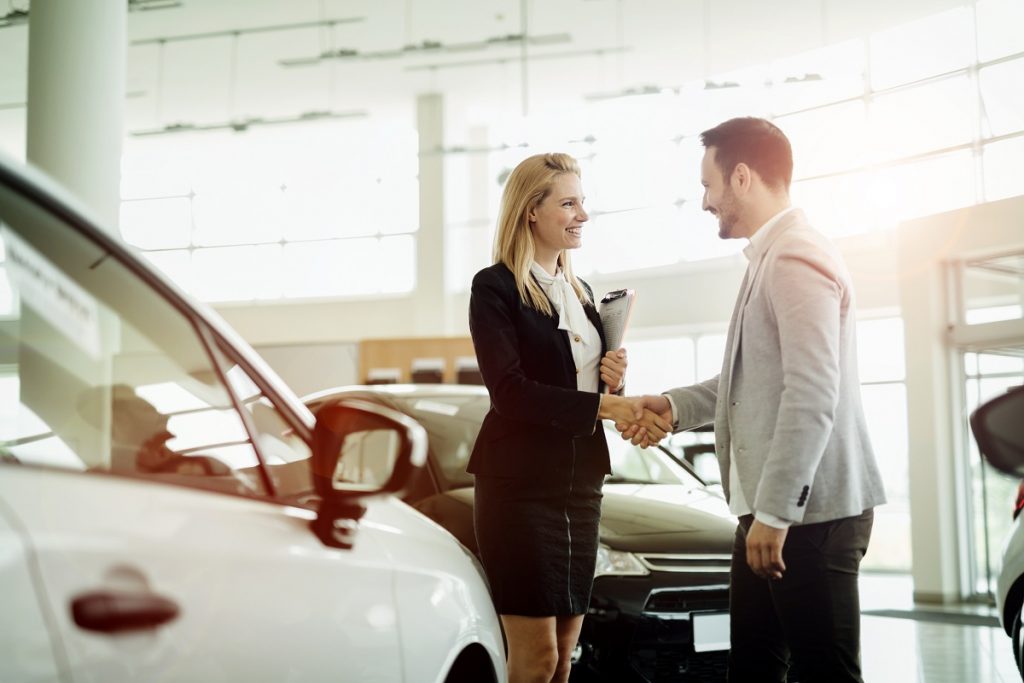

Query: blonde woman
467,153,668,683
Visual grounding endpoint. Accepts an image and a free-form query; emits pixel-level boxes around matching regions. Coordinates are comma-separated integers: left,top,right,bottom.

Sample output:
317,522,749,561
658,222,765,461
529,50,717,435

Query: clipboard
598,289,636,352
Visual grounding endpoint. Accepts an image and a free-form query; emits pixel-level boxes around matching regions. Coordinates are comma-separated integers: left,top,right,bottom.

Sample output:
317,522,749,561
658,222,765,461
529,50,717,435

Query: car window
390,394,487,488
209,342,315,501
604,429,703,486
0,180,269,497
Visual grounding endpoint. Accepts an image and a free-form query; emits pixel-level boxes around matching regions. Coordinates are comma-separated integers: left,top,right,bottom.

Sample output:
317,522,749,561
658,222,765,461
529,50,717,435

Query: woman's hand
600,348,627,393
599,394,669,446
614,395,673,448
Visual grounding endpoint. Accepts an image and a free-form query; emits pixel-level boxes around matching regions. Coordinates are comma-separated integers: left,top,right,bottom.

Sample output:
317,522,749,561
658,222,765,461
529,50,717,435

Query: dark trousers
727,509,874,683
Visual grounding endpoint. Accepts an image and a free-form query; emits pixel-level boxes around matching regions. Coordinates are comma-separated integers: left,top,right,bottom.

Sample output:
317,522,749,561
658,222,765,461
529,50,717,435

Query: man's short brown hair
700,117,793,191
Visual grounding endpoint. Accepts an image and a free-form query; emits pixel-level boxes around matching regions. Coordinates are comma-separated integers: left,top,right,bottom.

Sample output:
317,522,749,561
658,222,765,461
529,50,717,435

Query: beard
715,187,742,239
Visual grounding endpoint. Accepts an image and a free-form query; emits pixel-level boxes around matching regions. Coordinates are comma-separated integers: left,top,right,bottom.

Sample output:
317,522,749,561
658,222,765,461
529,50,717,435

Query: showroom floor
860,573,1019,682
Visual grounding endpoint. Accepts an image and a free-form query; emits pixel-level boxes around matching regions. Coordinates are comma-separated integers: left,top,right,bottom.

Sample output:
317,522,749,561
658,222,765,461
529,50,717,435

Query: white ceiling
0,0,965,150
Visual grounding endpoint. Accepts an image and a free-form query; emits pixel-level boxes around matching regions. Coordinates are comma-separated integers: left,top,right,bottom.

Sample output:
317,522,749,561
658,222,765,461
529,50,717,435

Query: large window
856,318,911,572
0,178,317,499
444,0,1024,289
120,120,419,303
964,350,1024,596
947,242,1024,598
111,3,1023,302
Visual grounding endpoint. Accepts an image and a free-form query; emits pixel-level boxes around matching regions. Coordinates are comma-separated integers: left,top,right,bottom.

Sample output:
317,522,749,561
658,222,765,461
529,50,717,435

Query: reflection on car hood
442,484,736,554
598,484,735,553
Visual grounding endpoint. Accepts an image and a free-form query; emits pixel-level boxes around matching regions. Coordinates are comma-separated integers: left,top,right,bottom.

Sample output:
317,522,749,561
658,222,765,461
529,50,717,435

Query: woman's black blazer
467,262,612,480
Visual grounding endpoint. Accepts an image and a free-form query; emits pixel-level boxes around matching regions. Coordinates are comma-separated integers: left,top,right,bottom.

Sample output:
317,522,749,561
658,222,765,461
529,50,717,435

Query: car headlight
594,545,650,578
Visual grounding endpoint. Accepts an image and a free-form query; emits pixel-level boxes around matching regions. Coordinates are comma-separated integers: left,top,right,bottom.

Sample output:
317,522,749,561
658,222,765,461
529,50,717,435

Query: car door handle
71,590,180,634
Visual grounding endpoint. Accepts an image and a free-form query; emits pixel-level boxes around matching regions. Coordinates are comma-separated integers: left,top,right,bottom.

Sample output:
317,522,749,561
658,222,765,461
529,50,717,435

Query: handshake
598,394,673,448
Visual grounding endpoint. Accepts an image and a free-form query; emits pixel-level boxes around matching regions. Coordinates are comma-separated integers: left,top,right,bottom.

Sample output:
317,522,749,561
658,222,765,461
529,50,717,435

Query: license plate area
692,611,730,652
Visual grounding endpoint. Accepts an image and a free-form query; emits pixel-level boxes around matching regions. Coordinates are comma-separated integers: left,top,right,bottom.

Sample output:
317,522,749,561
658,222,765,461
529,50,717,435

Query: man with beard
621,117,886,682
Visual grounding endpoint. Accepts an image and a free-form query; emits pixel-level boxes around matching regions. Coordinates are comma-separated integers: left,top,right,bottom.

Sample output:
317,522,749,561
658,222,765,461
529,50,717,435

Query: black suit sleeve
469,267,601,437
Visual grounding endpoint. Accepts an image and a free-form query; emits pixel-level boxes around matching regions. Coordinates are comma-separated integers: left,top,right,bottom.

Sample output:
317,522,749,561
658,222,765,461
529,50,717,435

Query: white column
899,245,964,604
26,0,126,230
24,0,125,465
415,93,447,335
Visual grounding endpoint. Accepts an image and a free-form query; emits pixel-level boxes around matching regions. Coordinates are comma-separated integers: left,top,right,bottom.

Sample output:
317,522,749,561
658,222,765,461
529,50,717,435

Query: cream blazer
666,209,887,524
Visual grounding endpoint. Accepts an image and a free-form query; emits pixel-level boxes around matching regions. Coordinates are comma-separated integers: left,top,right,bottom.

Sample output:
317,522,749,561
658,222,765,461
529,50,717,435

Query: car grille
644,585,730,614
638,553,732,573
631,648,729,682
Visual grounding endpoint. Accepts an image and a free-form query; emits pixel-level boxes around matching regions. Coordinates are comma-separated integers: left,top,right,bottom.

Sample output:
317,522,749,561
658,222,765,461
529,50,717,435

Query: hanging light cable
519,0,529,117
154,38,166,127
227,31,240,125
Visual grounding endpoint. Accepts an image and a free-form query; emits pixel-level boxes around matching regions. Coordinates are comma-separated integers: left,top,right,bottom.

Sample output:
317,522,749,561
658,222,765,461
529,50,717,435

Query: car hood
441,483,736,554
598,483,736,553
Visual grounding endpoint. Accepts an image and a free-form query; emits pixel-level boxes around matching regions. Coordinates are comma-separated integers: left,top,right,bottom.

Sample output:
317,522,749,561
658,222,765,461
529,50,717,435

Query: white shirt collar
529,261,560,284
742,205,797,262
529,261,590,334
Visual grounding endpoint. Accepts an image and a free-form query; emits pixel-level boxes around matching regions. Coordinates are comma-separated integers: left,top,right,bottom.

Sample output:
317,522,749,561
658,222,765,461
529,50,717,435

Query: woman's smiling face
529,172,589,263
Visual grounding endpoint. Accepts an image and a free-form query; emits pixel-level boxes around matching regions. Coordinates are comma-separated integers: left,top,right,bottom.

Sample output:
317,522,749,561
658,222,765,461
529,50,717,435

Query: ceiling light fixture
703,79,740,89
419,141,529,157
131,16,365,46
584,84,674,101
279,32,571,68
781,73,824,83
130,109,368,137
128,0,183,11
404,46,628,72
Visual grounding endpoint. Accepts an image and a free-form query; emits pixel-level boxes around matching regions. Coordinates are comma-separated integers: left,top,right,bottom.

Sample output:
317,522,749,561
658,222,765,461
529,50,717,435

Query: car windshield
389,394,488,488
390,392,704,490
0,172,313,500
604,428,703,487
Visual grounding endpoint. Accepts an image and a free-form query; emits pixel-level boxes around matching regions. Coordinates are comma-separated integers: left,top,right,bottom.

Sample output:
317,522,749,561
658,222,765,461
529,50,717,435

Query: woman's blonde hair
493,152,590,316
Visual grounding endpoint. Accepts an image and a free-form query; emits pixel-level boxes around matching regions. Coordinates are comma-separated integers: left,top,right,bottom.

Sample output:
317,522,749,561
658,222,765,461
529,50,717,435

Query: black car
305,384,736,682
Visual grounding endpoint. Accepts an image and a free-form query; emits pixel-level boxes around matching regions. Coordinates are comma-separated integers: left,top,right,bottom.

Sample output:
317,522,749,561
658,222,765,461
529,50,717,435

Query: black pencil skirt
473,459,605,617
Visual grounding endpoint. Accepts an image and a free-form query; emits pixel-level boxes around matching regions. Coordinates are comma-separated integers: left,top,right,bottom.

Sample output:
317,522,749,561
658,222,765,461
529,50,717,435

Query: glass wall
964,349,1024,596
119,119,419,303
116,2,1023,304
857,318,911,572
445,0,1024,291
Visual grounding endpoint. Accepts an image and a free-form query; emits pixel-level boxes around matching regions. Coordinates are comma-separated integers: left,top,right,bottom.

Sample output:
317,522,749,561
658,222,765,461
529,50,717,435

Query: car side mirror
970,385,1024,478
310,398,427,549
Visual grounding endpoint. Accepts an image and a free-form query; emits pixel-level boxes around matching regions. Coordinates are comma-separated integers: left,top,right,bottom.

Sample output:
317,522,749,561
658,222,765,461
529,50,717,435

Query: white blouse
530,262,601,393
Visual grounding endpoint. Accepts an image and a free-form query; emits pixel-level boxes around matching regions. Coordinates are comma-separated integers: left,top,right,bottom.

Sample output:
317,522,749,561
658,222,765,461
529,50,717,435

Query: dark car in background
305,384,737,682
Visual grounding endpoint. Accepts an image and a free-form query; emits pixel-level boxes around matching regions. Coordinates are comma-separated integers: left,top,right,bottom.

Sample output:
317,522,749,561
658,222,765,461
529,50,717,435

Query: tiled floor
860,573,1020,682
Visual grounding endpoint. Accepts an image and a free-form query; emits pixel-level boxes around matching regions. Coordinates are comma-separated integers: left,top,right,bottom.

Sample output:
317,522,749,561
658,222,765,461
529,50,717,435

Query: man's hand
746,520,788,580
615,395,672,447
600,348,627,393
599,395,670,445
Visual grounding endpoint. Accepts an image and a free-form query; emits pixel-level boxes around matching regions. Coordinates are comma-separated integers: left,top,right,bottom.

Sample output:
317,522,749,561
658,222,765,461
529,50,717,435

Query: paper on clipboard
598,289,636,352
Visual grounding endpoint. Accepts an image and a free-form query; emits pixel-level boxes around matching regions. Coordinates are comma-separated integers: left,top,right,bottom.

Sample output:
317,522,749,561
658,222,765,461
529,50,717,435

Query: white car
0,152,506,683
971,385,1024,679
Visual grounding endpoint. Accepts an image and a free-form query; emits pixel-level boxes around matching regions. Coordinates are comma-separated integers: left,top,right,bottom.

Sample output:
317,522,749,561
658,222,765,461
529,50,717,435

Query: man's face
701,147,742,240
